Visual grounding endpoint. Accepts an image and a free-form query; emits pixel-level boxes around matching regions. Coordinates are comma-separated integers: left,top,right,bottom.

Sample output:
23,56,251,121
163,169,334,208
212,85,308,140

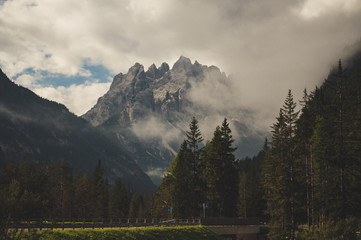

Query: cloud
0,0,361,128
296,0,361,19
131,116,183,151
32,81,111,115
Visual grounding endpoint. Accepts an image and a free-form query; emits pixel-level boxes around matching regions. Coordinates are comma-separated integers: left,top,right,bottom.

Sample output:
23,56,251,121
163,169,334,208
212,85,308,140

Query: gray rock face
83,57,194,126
82,56,264,184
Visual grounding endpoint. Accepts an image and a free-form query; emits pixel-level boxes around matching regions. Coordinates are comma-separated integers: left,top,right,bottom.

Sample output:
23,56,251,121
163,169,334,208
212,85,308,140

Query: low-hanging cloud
33,82,111,115
131,115,183,153
0,0,361,129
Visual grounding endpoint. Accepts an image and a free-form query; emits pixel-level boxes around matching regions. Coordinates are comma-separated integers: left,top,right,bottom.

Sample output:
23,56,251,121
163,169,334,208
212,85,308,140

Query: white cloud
32,81,111,115
296,0,361,19
131,116,183,146
15,74,37,88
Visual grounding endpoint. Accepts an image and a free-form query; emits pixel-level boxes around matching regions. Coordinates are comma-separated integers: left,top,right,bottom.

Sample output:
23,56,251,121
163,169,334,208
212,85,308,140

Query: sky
1,0,361,131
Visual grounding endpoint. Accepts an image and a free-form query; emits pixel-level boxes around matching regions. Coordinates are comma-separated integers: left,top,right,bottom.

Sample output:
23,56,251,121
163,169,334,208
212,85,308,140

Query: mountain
83,56,265,184
0,68,156,192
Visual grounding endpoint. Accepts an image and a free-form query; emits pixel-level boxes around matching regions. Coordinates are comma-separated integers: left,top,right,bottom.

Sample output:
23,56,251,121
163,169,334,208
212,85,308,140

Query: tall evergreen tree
108,179,131,218
203,119,238,217
263,90,300,240
93,160,109,219
186,116,204,154
172,141,194,218
47,159,73,219
160,117,205,218
73,173,94,219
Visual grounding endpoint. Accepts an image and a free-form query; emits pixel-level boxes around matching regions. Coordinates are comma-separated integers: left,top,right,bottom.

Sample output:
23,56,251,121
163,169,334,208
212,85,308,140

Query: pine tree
237,138,268,220
93,160,108,219
186,116,204,154
202,119,238,217
108,179,131,218
160,117,205,218
128,193,144,218
172,141,195,218
202,127,223,216
73,173,94,219
185,117,204,216
220,119,238,217
47,159,73,219
263,90,300,240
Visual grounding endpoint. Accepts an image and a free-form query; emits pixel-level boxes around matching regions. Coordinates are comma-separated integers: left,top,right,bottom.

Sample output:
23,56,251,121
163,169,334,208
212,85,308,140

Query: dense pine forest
237,58,361,239
1,55,361,239
154,56,361,239
0,159,154,223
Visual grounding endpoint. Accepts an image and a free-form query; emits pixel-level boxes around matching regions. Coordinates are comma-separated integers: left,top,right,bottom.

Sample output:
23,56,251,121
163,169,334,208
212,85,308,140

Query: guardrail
7,217,261,233
7,218,202,232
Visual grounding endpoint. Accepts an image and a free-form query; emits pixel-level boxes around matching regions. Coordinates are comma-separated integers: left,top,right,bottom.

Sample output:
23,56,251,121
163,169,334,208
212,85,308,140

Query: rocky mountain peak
172,56,193,72
128,63,145,79
146,62,170,79
109,73,123,91
147,63,157,73
83,56,221,126
159,62,170,73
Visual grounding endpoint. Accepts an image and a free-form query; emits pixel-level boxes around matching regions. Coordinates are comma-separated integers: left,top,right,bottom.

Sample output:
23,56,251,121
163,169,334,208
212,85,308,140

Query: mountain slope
83,57,265,184
0,68,156,192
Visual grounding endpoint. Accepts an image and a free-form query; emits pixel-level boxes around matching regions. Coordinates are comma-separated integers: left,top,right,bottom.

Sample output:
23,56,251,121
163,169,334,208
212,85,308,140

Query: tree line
154,58,361,239
0,159,151,221
240,60,361,239
153,117,239,219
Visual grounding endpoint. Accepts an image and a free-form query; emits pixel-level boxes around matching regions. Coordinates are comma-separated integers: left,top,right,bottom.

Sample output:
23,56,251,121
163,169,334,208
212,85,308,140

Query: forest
1,56,361,240
237,59,361,239
154,58,361,239
0,159,147,221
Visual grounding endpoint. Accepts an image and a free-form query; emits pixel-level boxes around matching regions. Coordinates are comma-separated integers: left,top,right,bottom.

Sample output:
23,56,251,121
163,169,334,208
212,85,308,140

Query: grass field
10,225,225,240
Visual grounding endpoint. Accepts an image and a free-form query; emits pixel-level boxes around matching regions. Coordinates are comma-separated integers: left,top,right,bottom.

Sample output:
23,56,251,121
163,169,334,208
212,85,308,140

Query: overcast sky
1,0,361,130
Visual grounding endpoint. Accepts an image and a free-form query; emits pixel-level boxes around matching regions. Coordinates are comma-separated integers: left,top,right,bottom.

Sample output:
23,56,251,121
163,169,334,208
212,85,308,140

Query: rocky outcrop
82,56,215,127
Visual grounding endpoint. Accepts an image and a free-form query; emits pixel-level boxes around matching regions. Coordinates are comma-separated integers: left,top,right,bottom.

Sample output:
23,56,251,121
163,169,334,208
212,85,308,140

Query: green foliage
258,57,361,239
155,117,238,218
263,90,300,239
108,179,131,218
0,159,144,222
11,226,225,240
296,217,361,240
237,139,268,220
202,119,238,217
0,69,155,193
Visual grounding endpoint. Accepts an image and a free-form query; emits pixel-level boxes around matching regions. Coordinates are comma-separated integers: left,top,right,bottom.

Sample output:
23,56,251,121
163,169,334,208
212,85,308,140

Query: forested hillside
240,53,361,239
0,159,152,224
0,68,156,192
153,52,361,239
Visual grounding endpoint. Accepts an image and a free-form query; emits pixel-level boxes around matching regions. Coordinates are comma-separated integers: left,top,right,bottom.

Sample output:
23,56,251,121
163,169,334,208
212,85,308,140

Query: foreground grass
11,226,225,240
